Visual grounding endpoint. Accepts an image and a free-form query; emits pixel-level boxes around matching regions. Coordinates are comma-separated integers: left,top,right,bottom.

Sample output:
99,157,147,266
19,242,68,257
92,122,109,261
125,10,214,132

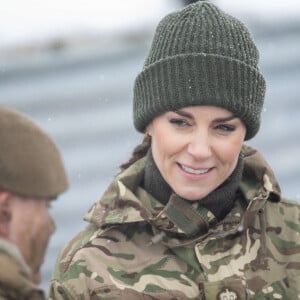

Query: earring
144,131,152,143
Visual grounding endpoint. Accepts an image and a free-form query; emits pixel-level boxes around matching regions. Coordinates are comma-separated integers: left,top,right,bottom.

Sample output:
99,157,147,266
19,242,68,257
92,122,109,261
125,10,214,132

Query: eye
215,124,236,132
169,118,191,127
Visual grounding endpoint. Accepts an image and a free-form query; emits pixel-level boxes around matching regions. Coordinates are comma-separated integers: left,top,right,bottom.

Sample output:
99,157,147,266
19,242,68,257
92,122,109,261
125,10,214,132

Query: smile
179,164,211,175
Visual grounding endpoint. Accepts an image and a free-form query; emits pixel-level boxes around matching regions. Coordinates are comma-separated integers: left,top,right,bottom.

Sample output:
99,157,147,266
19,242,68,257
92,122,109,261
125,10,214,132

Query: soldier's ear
0,191,12,238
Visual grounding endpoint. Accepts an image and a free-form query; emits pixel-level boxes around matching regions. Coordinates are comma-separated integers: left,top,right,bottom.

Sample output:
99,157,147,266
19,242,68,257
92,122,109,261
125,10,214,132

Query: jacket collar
0,238,44,299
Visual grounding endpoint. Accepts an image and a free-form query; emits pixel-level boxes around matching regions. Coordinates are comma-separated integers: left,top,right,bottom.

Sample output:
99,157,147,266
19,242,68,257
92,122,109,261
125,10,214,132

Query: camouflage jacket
0,238,45,300
49,145,300,299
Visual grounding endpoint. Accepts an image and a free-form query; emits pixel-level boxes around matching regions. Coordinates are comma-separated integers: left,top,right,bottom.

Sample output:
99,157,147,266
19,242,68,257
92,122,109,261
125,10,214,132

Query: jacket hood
240,144,281,202
85,145,281,230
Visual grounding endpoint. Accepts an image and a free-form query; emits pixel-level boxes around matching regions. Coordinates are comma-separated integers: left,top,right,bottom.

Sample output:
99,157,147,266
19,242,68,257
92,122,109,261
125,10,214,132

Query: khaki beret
0,105,68,199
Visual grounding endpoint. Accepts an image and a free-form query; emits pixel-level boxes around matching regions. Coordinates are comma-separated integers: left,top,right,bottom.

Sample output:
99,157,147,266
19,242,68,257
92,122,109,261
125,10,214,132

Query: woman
49,2,300,299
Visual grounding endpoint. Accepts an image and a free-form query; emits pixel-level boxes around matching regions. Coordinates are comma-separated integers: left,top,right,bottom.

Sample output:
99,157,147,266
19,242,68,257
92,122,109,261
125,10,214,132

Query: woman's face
147,106,246,201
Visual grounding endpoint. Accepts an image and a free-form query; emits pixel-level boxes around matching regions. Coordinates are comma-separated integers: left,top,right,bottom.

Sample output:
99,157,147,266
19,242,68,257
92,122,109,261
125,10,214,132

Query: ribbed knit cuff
134,53,265,140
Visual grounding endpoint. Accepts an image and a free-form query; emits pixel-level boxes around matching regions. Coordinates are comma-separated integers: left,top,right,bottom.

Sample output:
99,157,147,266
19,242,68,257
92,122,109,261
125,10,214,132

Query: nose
187,131,212,159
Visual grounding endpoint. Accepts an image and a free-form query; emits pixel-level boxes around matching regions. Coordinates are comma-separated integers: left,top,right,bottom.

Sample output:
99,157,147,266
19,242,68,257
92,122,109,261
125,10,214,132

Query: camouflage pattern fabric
49,145,300,299
0,238,45,300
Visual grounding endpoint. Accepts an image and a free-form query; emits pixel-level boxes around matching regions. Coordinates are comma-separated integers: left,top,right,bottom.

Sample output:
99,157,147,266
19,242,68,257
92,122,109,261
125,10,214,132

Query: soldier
0,105,68,300
49,2,300,299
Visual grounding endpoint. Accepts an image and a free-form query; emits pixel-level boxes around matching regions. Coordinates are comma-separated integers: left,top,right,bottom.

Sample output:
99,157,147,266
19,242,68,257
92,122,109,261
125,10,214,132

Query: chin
176,190,209,201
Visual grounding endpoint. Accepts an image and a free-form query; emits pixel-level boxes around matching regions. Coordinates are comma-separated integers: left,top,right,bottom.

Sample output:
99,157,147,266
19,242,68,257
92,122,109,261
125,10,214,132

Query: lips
179,163,211,175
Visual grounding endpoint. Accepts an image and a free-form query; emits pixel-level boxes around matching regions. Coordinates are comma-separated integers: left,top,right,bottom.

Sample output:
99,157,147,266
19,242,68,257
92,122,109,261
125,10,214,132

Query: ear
0,192,12,238
146,123,153,137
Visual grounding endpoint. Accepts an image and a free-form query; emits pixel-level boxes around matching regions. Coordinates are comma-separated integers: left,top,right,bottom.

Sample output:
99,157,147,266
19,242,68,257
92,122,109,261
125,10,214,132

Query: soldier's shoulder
265,197,300,240
279,198,300,221
266,196,300,215
276,197,300,212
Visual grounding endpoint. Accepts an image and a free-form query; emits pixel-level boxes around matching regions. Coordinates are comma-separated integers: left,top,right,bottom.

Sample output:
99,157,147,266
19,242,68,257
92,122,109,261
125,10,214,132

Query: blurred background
0,0,299,292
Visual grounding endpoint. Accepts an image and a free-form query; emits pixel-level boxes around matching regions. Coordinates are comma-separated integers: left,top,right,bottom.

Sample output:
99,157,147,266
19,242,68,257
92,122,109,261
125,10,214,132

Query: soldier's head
0,105,68,284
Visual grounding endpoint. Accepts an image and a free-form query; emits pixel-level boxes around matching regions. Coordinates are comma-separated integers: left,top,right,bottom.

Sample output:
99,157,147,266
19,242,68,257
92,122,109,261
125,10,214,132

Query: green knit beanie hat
133,1,266,140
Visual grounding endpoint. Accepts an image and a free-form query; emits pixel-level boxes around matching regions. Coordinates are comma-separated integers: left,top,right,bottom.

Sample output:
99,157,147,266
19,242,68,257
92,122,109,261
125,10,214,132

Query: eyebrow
174,109,193,119
174,109,237,122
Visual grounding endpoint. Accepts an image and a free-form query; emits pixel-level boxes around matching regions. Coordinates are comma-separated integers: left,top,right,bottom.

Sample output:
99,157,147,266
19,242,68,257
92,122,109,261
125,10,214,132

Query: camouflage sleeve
48,236,139,300
47,225,102,300
48,254,107,300
48,249,129,300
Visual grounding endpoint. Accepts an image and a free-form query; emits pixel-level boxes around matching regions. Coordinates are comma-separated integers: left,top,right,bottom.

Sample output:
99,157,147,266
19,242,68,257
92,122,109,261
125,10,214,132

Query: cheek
28,211,55,252
151,121,184,153
214,138,243,166
30,207,55,240
40,210,55,235
151,129,181,163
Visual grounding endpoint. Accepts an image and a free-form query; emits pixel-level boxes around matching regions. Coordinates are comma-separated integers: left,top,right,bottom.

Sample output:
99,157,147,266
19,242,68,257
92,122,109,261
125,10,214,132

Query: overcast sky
0,0,299,49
